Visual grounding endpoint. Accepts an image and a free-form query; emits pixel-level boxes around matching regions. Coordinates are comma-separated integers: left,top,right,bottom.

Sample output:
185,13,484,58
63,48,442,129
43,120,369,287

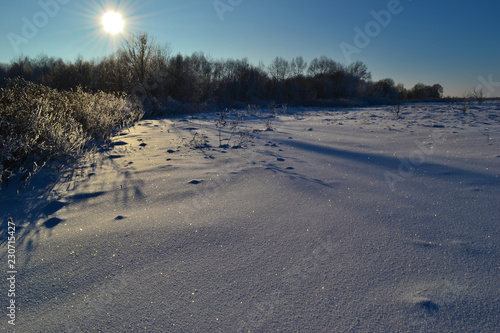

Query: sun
101,11,125,35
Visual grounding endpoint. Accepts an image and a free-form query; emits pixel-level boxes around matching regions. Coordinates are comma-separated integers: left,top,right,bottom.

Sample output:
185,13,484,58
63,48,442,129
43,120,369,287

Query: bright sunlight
101,11,125,35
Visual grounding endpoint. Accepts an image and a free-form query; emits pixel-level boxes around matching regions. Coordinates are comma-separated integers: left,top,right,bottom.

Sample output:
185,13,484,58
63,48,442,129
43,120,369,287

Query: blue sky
1,0,499,97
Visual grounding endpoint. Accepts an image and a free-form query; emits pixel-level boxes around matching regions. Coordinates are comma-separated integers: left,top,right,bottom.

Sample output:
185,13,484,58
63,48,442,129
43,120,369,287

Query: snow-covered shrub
0,78,143,186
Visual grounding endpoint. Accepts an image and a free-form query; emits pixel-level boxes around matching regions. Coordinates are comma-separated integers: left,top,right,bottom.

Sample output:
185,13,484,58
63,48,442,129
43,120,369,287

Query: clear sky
1,0,499,97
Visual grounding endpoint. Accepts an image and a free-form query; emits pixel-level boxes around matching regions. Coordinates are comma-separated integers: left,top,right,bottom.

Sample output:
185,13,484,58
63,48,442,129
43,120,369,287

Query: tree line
0,33,444,116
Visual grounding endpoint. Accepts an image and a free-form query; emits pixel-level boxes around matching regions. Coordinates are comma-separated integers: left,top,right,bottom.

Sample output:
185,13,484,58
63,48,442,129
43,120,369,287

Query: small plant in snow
215,109,229,147
269,102,278,116
236,129,253,147
215,109,244,147
461,93,469,115
188,132,208,149
387,104,401,118
264,119,274,131
470,87,485,105
396,100,401,117
460,93,476,119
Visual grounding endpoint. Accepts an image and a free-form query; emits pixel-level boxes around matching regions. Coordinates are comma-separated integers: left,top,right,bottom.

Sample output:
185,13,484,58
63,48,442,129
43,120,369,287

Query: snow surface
1,102,500,332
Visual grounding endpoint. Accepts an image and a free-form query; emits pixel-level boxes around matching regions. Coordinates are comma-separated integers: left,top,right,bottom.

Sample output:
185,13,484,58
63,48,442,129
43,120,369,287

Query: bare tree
407,83,443,100
373,78,398,99
267,57,290,81
396,83,407,100
307,56,338,76
121,32,158,86
432,84,444,98
347,61,371,81
290,56,308,77
470,87,485,104
7,55,34,81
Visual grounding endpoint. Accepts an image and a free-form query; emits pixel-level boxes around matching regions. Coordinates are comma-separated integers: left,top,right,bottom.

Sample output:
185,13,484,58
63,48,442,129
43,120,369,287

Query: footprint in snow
43,217,64,229
42,201,68,216
112,141,128,147
414,299,439,315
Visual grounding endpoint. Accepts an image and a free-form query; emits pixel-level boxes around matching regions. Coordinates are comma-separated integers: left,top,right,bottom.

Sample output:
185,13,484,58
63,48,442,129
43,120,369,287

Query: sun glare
101,11,125,35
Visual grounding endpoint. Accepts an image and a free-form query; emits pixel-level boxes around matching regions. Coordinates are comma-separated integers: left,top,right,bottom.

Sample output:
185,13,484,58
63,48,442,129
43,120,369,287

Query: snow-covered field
2,102,499,332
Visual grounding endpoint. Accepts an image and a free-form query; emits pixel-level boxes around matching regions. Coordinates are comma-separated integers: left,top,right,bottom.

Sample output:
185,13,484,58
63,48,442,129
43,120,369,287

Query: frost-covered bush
66,86,143,140
0,78,143,185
